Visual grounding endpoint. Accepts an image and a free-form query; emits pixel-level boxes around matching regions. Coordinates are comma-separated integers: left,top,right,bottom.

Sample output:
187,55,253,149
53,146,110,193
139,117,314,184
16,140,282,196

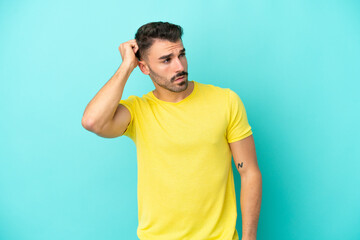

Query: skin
137,39,194,103
229,135,262,240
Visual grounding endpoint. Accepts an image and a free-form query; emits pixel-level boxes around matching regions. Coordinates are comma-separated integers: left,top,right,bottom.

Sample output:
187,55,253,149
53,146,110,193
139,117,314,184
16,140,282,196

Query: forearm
240,170,262,240
82,62,133,132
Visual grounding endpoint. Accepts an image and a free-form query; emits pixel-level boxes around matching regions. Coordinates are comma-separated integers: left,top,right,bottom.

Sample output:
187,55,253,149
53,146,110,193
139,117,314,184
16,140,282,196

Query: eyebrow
158,48,186,60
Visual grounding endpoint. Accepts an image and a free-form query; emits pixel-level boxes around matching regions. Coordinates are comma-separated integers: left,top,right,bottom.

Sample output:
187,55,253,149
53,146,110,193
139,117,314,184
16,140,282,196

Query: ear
138,60,150,75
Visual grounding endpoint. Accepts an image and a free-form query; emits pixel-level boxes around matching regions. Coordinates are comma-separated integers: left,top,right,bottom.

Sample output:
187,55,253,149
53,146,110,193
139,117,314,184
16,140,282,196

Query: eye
179,53,186,57
163,58,171,63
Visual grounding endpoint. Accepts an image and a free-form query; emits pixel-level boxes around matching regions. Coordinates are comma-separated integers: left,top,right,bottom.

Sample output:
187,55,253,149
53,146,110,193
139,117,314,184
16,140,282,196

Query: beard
148,67,189,93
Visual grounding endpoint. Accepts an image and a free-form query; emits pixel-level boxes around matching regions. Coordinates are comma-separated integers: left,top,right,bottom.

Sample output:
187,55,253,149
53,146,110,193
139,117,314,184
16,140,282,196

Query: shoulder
119,95,140,105
119,91,159,110
199,82,246,109
119,92,150,104
196,81,230,97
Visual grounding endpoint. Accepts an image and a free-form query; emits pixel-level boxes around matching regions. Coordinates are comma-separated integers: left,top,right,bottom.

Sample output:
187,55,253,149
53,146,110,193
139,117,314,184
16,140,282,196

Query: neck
153,81,194,103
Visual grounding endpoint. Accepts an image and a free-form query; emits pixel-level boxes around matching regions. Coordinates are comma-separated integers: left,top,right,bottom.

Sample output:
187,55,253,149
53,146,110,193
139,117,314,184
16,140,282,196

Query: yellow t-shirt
119,80,252,240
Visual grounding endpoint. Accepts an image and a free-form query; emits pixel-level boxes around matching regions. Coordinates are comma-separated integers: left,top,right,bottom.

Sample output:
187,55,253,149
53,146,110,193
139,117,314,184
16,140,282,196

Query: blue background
1,0,359,239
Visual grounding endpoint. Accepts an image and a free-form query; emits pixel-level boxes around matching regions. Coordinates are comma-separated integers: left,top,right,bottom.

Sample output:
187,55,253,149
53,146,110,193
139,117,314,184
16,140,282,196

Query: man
82,22,262,240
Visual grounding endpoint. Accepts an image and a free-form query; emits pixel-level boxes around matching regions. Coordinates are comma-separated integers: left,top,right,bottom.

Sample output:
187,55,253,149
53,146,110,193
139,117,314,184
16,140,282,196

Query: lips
175,76,184,80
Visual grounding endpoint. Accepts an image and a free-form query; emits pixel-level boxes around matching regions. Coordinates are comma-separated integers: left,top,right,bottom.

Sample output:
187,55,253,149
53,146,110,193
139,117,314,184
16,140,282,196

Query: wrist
242,234,257,240
242,237,256,240
121,60,136,71
119,61,135,76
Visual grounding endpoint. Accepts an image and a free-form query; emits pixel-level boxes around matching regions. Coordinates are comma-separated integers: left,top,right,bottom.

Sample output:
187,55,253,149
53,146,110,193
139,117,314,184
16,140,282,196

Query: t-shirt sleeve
226,89,253,143
119,95,137,140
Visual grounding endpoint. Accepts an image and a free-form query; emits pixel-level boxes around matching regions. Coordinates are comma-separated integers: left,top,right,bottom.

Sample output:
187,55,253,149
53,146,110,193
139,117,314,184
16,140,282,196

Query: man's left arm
229,134,262,240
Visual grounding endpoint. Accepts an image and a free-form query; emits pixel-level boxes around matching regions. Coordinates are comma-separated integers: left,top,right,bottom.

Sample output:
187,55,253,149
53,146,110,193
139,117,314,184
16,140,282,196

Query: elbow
81,116,99,133
240,168,262,181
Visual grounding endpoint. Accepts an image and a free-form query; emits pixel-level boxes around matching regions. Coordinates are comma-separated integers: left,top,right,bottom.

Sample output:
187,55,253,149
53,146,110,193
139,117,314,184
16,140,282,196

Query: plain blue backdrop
1,0,359,239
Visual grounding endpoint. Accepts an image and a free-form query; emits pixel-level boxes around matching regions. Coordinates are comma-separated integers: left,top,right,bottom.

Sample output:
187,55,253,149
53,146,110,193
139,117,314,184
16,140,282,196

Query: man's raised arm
81,39,139,138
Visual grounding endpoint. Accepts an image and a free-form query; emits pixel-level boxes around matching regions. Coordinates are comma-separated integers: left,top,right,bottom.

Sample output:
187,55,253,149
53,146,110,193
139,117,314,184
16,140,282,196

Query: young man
82,22,262,240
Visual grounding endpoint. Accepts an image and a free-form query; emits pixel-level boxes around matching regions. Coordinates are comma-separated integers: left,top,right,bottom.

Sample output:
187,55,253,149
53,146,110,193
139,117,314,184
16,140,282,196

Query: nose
173,57,185,72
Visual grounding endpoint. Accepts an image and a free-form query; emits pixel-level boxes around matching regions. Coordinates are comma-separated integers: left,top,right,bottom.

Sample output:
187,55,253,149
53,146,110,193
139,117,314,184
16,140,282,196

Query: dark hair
135,21,183,60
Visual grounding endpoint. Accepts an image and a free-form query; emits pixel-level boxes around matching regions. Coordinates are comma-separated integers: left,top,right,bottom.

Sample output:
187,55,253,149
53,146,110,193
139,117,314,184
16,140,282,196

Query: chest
135,102,229,150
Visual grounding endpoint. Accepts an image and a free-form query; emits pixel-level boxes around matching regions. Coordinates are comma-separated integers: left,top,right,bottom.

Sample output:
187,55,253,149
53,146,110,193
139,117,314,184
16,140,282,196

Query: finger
132,44,139,53
123,42,135,50
127,39,136,45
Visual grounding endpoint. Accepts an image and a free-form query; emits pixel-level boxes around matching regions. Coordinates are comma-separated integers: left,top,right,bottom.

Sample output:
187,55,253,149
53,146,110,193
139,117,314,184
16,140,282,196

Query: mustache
171,71,188,82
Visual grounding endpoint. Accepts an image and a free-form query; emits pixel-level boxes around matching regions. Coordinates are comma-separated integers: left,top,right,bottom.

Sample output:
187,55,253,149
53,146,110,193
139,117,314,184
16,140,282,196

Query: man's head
135,21,183,61
135,21,189,93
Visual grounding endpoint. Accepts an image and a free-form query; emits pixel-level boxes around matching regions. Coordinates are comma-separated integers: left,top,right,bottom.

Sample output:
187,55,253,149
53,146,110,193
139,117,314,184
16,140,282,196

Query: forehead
147,39,184,58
